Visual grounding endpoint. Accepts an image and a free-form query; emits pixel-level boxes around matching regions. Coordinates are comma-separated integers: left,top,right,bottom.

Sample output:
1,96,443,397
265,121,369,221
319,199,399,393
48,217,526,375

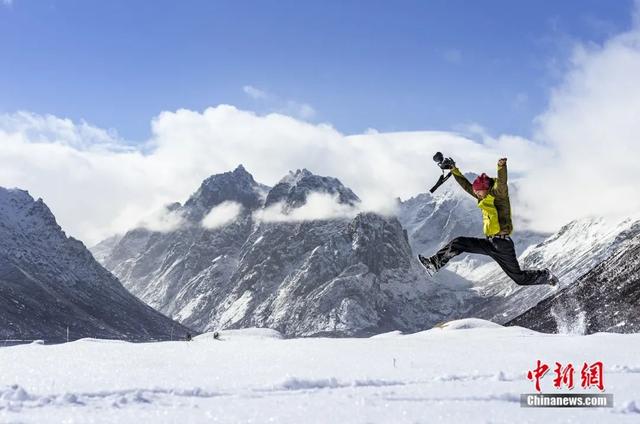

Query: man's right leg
421,236,495,273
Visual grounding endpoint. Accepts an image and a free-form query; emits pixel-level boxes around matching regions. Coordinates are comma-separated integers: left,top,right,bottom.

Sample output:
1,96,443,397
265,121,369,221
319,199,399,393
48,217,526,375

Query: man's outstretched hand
498,158,507,167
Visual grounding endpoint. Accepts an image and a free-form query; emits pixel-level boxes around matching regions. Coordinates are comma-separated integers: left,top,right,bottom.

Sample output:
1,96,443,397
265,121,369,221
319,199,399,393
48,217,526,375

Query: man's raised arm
495,157,508,196
451,167,477,198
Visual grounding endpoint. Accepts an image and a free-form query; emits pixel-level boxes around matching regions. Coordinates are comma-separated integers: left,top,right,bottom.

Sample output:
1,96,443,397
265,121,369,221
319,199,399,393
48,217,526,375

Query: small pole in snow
66,326,69,343
393,358,397,368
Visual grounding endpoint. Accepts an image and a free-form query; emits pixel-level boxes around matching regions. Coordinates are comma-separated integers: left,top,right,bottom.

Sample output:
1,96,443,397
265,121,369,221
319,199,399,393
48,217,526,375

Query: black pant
431,236,547,286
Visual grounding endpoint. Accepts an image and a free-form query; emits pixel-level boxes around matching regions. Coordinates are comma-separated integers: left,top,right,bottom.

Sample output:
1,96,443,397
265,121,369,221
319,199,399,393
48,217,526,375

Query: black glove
433,152,455,170
440,157,455,170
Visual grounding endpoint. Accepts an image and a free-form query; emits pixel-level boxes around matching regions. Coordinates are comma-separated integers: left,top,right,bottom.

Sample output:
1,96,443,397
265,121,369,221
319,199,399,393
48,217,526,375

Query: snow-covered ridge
0,186,189,341
279,168,314,186
0,187,64,241
508,234,640,334
467,215,640,324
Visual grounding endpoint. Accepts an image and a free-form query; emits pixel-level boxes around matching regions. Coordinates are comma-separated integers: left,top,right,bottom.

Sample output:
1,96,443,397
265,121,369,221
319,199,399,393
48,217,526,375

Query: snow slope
1,321,639,423
0,187,190,341
508,235,640,334
467,216,640,323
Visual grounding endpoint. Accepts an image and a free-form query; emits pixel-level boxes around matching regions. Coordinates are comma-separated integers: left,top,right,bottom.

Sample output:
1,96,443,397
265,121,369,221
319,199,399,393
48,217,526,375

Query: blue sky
0,0,635,142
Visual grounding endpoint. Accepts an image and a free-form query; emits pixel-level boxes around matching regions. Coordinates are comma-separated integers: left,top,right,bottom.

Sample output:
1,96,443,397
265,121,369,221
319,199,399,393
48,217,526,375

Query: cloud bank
2,5,640,243
519,24,640,229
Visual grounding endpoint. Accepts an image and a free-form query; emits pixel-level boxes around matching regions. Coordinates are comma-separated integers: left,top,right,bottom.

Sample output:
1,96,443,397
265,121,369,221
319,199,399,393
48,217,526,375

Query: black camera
433,152,455,170
429,152,455,193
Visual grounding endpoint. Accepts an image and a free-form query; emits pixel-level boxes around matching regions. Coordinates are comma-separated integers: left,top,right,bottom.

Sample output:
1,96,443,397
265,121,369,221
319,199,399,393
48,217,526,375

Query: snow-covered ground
1,320,639,423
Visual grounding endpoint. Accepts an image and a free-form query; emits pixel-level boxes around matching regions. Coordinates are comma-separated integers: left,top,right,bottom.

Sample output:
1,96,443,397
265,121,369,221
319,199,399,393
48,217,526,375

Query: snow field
1,320,639,423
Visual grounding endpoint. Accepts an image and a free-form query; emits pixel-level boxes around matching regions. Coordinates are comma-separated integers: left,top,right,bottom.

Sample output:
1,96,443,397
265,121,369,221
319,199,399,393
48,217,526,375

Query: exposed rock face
0,187,190,342
197,212,468,337
97,166,475,336
183,164,269,221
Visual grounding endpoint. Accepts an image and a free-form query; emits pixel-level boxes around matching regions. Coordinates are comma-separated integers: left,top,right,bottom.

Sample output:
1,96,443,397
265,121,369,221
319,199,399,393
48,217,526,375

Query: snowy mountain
94,164,640,338
182,164,270,221
96,166,476,336
265,168,360,208
467,216,640,323
100,165,265,317
90,233,122,264
0,187,190,342
198,211,473,336
507,234,640,334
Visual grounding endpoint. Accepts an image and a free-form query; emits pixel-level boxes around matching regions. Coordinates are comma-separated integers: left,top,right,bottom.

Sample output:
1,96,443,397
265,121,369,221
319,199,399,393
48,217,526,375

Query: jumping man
418,158,558,287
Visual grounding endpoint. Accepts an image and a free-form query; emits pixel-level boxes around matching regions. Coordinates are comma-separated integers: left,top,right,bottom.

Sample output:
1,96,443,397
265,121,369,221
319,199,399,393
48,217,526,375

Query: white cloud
137,207,186,233
519,20,640,231
2,3,640,243
243,85,268,100
202,201,243,229
242,85,316,120
0,111,124,149
282,100,316,120
253,193,360,223
0,106,551,245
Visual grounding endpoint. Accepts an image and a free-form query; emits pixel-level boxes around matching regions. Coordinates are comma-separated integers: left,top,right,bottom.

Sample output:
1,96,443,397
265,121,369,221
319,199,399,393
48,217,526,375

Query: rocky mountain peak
232,164,250,176
280,168,314,185
0,188,64,243
183,165,269,221
265,168,360,208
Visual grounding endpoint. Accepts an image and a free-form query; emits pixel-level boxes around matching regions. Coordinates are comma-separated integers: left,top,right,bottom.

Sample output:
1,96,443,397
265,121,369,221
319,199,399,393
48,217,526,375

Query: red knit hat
472,173,492,191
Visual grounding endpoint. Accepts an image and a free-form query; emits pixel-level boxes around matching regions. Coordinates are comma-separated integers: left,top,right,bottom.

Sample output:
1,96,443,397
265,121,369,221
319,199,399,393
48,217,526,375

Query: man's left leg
489,237,554,286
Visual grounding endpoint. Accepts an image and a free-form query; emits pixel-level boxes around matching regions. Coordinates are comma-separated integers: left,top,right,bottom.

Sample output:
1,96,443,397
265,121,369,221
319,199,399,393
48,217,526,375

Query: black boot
531,268,559,286
544,269,559,287
418,254,441,277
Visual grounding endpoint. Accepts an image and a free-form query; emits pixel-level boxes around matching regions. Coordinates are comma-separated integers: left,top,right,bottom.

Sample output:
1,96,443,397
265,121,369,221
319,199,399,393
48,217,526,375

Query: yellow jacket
451,165,513,236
